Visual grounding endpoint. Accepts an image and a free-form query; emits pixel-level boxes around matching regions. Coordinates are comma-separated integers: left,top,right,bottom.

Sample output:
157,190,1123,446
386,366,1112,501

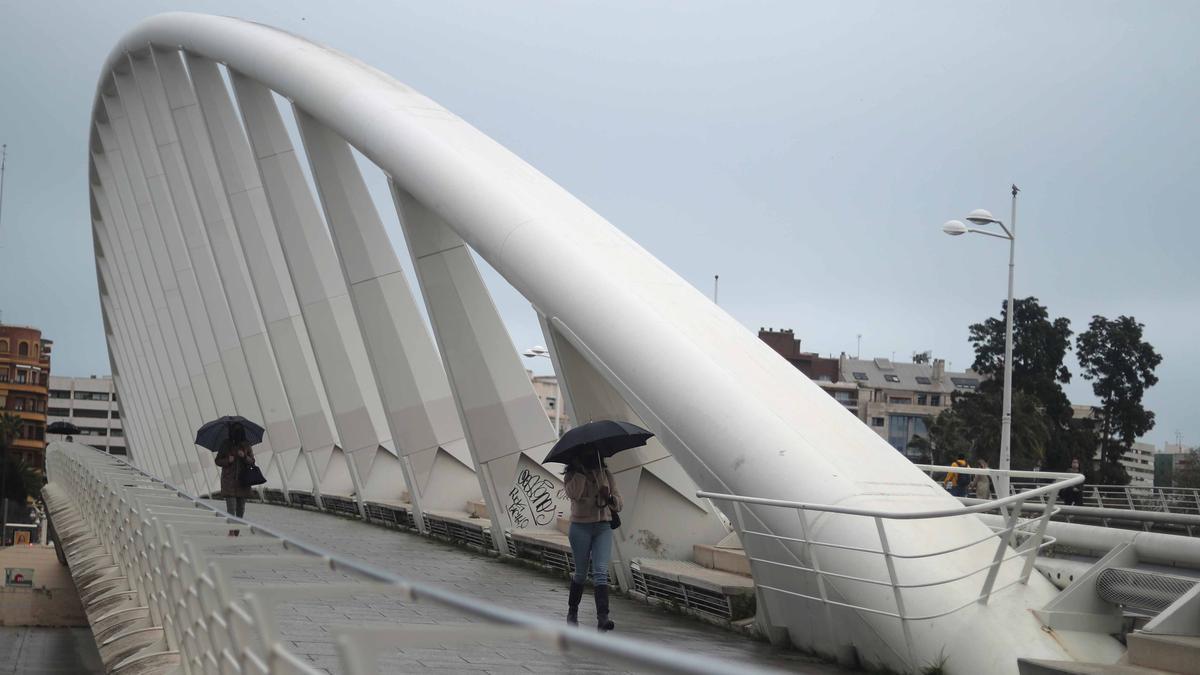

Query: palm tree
0,412,25,538
0,412,19,450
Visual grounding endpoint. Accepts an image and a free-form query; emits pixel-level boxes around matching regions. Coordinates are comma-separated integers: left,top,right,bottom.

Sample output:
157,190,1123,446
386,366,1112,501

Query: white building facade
46,375,126,455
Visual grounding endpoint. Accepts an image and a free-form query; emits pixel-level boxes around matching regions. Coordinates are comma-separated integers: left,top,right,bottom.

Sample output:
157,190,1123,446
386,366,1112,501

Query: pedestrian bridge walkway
216,501,838,675
43,443,837,675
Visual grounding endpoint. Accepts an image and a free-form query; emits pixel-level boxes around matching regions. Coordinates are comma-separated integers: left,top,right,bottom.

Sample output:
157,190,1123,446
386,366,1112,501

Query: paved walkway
0,627,103,674
214,501,843,675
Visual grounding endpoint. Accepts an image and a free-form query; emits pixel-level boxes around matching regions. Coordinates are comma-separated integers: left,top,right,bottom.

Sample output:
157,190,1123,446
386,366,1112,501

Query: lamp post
522,346,562,437
943,185,1019,498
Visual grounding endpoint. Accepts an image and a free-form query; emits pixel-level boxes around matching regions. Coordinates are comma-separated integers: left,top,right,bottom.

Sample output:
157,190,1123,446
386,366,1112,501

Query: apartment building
840,355,981,460
45,375,125,455
0,323,52,468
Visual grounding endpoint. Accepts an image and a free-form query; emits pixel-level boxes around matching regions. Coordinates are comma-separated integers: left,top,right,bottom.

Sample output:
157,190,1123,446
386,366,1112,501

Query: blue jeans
568,521,613,586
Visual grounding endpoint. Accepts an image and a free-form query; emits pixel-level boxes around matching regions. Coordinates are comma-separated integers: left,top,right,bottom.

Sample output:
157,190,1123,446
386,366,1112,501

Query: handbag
598,470,621,530
239,463,267,488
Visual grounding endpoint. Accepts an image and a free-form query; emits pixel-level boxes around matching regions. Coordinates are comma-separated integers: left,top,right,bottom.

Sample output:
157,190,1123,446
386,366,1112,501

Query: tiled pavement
209,501,845,675
0,627,104,674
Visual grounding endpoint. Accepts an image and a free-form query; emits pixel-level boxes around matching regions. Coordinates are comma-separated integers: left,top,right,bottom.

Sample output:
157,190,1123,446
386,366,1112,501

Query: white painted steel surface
86,13,1128,672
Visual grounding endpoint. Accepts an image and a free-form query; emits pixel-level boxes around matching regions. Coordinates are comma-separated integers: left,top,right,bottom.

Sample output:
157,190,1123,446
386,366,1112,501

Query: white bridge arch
88,13,1122,673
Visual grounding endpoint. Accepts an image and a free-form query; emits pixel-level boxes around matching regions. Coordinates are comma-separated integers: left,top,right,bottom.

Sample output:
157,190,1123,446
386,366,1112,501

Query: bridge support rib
394,184,564,551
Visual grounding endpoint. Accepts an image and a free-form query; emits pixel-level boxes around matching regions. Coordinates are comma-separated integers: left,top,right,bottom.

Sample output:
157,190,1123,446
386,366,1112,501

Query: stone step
1018,658,1172,675
466,499,488,519
1128,633,1200,675
693,543,751,577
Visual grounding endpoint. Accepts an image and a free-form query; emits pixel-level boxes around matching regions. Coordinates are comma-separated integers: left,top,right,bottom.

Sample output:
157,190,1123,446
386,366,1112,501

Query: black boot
566,581,584,625
595,584,615,631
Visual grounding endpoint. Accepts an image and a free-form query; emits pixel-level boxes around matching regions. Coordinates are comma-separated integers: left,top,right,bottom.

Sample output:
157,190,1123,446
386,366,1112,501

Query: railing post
1020,490,1058,584
873,517,915,670
979,498,1022,603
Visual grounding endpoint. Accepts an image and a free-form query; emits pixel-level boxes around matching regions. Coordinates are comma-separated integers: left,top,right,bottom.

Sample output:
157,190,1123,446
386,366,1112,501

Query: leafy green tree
931,389,1050,469
968,297,1074,422
0,413,35,513
1076,315,1162,485
924,410,972,464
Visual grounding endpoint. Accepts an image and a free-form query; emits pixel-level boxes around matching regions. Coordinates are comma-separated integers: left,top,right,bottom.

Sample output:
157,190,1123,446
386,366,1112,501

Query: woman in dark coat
214,425,255,533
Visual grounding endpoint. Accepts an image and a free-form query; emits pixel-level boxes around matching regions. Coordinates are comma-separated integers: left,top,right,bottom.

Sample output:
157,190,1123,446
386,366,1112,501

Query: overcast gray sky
0,1,1196,448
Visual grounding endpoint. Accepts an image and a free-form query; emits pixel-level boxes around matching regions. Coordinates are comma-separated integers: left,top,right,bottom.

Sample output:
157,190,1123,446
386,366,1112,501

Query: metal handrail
698,464,1073,670
47,444,786,675
698,466,1079,519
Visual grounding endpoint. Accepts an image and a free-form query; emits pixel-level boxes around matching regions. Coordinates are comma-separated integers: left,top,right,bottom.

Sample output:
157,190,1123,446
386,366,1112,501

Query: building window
110,429,124,437
12,398,24,411
871,417,885,427
49,389,70,400
834,391,855,403
853,372,869,381
888,414,929,457
17,342,29,357
917,394,927,406
48,407,70,417
0,339,7,352
915,376,932,385
884,374,901,383
951,377,979,390
15,371,26,384
931,394,941,407
74,391,111,401
0,370,8,383
545,396,556,410
110,410,120,420
889,396,913,404
74,409,109,419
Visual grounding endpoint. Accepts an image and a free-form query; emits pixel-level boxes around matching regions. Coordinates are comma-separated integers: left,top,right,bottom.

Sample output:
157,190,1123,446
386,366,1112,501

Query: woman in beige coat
563,455,623,630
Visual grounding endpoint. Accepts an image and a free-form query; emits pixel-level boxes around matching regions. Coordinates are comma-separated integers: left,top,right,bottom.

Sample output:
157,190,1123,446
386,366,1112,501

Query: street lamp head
966,209,999,226
942,220,968,236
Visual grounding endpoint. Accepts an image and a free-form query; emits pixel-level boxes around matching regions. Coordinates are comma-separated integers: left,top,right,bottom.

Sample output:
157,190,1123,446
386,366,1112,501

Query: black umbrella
195,416,265,452
47,421,81,435
543,420,654,465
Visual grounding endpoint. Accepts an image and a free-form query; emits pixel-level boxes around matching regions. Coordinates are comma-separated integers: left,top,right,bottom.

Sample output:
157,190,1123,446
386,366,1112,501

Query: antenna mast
0,144,7,246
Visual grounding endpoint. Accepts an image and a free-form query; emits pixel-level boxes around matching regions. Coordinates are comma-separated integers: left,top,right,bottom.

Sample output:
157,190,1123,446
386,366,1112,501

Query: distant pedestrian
971,458,992,500
1061,457,1085,507
944,453,970,497
563,454,623,631
214,424,255,535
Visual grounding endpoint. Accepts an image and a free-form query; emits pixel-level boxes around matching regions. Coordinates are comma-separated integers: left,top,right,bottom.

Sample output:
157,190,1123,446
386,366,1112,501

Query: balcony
10,437,45,451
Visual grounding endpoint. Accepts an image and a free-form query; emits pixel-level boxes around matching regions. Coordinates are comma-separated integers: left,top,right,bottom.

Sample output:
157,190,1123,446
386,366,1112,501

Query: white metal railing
45,444,784,675
1010,480,1200,516
699,466,1080,667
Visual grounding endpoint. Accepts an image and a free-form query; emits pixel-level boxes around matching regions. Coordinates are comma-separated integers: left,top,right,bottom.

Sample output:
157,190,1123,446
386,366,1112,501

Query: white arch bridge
53,11,1196,675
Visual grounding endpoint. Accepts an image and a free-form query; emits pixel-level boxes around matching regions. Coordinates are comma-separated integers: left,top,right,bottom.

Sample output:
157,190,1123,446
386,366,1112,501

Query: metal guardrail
1010,480,1200,516
699,466,1080,667
45,444,784,675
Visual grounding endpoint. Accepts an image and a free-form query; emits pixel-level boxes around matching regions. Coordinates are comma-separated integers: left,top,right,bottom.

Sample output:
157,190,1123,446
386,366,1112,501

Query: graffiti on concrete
507,467,563,528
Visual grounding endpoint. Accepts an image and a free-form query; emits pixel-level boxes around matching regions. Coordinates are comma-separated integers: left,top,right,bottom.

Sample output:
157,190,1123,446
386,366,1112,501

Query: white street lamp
522,346,561,436
943,185,1019,498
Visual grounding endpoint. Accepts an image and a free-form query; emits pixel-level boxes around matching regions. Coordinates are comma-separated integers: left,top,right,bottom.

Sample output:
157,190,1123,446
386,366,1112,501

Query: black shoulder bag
239,462,267,488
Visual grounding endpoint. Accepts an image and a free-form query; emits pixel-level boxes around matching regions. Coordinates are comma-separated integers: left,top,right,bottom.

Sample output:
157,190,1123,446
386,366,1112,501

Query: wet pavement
0,627,104,675
212,501,846,674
